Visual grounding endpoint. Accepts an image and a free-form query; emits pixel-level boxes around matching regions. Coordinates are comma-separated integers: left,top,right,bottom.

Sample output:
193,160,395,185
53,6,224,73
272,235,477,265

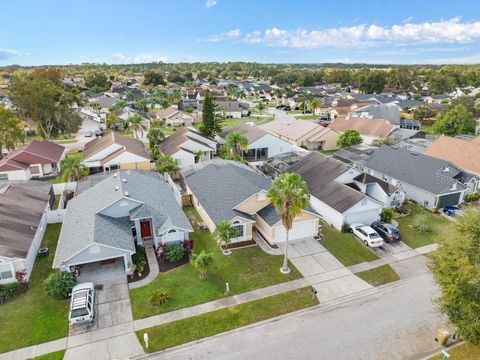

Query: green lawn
429,343,479,359
53,195,61,210
396,203,452,248
222,115,274,129
0,224,69,353
129,207,301,319
420,124,436,135
356,264,400,286
137,287,318,352
319,225,379,266
295,115,318,121
32,350,66,360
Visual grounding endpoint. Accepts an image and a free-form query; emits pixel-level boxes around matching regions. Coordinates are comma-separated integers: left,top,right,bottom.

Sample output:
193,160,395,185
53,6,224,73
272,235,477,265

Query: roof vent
122,178,127,183
113,173,118,178
411,151,418,156
124,191,130,197
442,165,450,173
114,186,119,191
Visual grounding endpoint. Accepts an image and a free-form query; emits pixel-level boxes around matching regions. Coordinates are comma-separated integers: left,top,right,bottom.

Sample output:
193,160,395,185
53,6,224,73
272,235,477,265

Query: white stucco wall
249,134,293,158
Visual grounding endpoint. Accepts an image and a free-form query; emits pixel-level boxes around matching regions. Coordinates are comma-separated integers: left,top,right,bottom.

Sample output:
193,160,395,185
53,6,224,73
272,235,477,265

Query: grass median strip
31,350,66,360
137,287,318,352
356,264,400,287
319,225,379,266
428,343,479,359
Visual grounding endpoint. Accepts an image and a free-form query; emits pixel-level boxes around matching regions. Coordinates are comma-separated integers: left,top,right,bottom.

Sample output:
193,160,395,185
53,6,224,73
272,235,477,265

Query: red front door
140,220,152,239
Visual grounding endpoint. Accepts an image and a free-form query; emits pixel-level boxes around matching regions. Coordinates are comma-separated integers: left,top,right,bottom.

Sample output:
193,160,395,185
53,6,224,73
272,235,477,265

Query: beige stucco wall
253,213,274,242
234,193,270,215
120,161,151,170
190,192,217,232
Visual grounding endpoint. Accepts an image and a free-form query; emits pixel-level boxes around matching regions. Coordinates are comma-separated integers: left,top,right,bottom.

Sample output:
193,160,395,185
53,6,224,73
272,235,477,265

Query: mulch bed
127,254,151,284
157,253,190,273
222,240,257,250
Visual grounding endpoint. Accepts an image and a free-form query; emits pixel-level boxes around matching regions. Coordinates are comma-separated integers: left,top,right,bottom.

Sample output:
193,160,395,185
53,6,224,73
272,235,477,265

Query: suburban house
218,123,294,162
0,141,65,180
263,119,340,150
0,181,53,284
53,171,192,275
347,103,401,125
89,95,117,113
83,132,151,173
287,153,385,230
154,108,195,127
181,160,320,247
425,135,480,176
197,99,249,118
361,146,477,209
159,128,216,167
328,118,396,145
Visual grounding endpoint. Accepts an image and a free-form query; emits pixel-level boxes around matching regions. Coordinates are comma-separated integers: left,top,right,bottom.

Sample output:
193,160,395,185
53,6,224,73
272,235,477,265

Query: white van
69,282,95,325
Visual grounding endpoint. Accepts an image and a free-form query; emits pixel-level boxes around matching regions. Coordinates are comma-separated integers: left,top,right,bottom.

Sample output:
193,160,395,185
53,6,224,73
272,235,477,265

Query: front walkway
129,244,160,289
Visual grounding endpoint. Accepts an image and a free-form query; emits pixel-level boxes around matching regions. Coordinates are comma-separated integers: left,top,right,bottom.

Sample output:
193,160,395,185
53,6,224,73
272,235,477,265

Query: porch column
124,254,133,275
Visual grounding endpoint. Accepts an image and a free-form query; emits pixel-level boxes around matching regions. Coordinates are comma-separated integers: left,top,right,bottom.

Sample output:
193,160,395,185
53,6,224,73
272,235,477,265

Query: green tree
308,99,323,115
147,127,165,160
429,74,457,94
225,131,248,159
105,112,119,132
336,129,363,148
190,250,214,278
143,70,165,86
254,101,267,112
359,71,386,94
433,104,476,136
137,98,148,112
60,154,88,182
268,173,310,274
125,114,147,139
199,90,222,138
9,69,81,140
413,105,437,122
429,209,480,344
84,72,111,92
213,220,239,256
155,154,179,174
44,271,77,300
0,105,24,157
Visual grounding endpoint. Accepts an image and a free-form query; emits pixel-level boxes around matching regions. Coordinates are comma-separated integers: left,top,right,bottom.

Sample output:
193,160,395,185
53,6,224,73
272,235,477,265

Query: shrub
165,243,185,263
341,223,350,233
149,288,172,306
182,240,194,254
0,283,20,299
464,191,480,203
44,271,77,300
190,250,214,278
380,208,396,223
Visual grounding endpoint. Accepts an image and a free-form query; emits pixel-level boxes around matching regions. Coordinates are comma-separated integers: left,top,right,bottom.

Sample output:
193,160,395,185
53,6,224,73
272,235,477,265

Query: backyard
319,225,380,266
137,287,318,352
396,203,452,248
129,207,302,319
0,224,69,354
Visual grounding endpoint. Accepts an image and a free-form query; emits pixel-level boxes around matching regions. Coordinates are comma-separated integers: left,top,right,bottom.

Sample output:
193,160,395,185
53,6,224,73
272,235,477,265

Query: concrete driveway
65,261,143,360
280,237,372,302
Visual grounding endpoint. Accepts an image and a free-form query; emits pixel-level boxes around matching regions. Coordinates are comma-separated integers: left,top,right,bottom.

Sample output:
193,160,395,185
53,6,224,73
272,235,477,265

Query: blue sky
2,0,480,66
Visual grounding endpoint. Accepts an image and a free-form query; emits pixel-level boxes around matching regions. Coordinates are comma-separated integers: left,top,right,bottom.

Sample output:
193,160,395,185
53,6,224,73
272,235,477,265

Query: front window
0,263,13,280
231,221,244,238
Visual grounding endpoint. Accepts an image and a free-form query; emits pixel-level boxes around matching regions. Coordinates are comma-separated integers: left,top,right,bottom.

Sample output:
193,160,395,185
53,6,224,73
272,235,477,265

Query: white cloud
243,18,480,48
425,53,480,64
110,53,168,64
0,48,29,60
202,29,241,42
205,0,217,8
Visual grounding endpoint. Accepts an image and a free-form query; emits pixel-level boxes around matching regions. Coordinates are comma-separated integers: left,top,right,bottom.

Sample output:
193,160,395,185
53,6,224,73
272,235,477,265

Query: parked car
370,221,401,243
349,223,384,248
69,282,95,325
84,130,93,137
315,119,331,127
443,206,463,217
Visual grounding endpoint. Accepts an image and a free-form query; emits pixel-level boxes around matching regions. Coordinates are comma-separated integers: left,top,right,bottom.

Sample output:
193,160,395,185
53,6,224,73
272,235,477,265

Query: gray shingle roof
364,146,466,195
288,152,366,213
54,170,192,267
182,160,271,224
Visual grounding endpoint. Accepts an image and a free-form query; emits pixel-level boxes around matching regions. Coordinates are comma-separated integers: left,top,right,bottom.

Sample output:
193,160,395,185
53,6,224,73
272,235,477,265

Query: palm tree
225,131,248,159
147,127,165,160
105,112,119,132
213,220,239,256
308,99,323,115
137,98,148,112
254,101,267,113
60,155,88,182
125,114,147,139
268,173,310,274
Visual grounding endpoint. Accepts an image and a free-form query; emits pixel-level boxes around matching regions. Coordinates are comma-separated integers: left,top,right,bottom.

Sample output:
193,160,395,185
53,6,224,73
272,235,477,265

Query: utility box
435,328,452,346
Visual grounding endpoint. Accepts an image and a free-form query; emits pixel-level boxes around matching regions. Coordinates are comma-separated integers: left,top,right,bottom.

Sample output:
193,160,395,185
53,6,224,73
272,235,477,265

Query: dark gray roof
288,152,366,213
0,184,50,259
257,203,318,226
54,170,192,267
365,146,466,195
396,100,422,108
182,160,271,224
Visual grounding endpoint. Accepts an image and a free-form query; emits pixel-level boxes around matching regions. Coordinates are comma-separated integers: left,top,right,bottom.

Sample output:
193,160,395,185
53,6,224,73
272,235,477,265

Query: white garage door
275,220,317,243
345,209,380,226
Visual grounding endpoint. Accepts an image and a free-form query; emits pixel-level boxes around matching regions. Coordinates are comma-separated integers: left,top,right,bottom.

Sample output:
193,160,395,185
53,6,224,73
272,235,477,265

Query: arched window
231,220,244,238
168,229,176,234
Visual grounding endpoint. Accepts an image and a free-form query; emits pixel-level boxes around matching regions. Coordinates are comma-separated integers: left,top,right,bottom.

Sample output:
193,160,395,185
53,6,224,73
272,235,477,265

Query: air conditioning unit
199,222,206,231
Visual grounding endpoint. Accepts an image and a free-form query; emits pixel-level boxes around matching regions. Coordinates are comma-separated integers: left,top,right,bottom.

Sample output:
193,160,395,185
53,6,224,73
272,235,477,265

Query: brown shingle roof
0,141,65,171
221,123,267,144
83,132,150,161
425,135,480,175
328,118,395,138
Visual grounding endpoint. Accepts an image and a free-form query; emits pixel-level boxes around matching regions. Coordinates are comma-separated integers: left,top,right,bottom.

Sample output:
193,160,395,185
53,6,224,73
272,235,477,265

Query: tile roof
328,118,396,138
83,132,150,161
425,135,480,175
0,141,65,171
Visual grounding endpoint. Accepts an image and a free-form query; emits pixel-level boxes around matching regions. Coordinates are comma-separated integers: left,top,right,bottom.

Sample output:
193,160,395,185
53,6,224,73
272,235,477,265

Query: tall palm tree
308,99,323,115
213,220,239,256
225,131,248,159
268,173,310,274
60,155,88,182
105,112,119,132
125,114,147,139
147,127,165,159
